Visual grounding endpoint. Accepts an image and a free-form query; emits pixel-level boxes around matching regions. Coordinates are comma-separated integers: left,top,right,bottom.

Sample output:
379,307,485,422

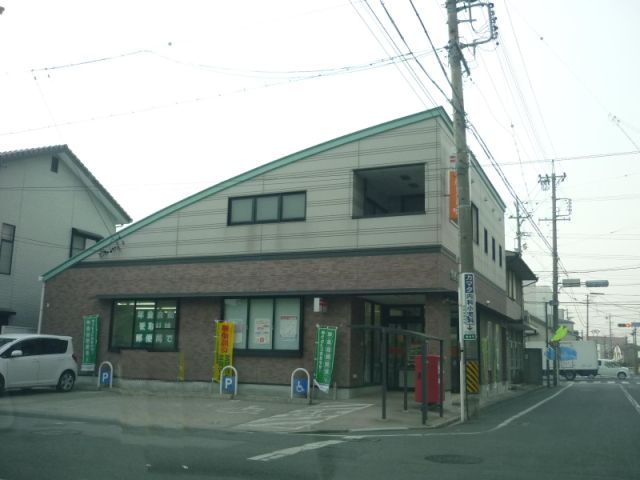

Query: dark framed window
471,203,479,245
222,297,302,355
352,163,425,218
228,192,306,225
70,228,102,258
51,156,59,173
492,237,496,261
499,245,503,267
483,228,488,254
110,299,178,351
0,223,16,275
507,270,517,300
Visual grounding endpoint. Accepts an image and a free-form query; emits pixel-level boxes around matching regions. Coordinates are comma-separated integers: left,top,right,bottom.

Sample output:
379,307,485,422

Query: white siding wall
93,119,449,262
90,115,505,290
0,154,118,327
437,124,507,290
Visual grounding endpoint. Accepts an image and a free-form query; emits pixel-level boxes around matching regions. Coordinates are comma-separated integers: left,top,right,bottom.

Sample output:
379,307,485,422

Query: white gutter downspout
37,277,45,334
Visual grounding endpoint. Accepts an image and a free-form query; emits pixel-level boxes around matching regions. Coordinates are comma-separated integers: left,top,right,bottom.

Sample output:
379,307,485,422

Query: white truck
527,340,598,380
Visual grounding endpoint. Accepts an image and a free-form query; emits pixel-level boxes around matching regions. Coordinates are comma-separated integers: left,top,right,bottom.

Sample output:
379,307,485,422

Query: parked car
0,334,78,393
597,359,630,380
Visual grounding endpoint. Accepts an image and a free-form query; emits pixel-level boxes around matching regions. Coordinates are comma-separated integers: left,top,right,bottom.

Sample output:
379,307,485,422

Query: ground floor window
222,297,302,354
110,299,178,351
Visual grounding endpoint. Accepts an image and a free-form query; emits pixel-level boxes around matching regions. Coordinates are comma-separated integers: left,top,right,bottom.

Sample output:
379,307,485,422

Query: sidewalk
0,376,542,434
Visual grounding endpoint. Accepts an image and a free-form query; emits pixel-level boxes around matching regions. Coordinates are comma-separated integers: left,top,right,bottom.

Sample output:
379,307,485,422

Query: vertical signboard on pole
81,314,99,373
462,273,476,341
213,321,235,382
313,326,337,393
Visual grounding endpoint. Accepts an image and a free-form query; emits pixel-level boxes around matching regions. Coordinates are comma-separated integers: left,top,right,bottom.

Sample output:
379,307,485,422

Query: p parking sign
222,375,236,394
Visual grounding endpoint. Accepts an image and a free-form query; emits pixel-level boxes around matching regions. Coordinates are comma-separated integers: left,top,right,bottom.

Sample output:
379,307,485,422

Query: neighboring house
0,145,131,331
503,251,537,384
40,108,523,398
523,284,572,344
590,335,628,360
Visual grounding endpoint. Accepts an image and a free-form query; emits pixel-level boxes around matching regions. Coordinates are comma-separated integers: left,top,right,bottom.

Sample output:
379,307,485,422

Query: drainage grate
425,454,483,465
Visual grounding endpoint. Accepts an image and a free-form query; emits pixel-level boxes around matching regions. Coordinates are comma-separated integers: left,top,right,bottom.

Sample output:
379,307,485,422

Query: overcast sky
1,1,639,340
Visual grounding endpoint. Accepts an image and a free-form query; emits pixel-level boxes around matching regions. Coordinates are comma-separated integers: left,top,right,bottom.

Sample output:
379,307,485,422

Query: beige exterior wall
84,119,449,263
435,124,507,292
79,114,506,304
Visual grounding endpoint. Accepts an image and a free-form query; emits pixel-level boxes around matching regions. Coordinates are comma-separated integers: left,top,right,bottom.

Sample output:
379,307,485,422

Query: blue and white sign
294,378,308,397
462,272,477,341
100,369,111,386
97,361,113,389
222,375,236,393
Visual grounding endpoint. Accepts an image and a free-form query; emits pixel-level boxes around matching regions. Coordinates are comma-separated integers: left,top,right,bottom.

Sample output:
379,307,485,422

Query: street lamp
586,292,605,340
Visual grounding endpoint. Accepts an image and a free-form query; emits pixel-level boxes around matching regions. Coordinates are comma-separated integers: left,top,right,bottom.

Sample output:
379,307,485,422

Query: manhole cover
425,454,483,465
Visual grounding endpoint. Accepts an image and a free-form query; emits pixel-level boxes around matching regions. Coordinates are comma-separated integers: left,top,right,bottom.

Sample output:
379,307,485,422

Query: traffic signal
617,323,632,327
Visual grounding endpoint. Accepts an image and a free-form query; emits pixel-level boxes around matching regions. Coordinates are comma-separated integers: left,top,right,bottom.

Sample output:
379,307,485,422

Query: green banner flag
81,314,100,373
313,326,337,393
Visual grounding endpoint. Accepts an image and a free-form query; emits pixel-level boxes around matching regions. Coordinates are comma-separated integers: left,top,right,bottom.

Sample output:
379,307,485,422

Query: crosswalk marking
236,403,372,432
571,378,637,385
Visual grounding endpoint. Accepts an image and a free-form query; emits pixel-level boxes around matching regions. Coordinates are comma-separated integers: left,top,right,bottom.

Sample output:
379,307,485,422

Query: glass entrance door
384,305,424,390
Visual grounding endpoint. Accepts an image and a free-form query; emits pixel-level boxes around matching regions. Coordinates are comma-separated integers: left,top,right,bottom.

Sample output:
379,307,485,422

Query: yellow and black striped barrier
466,360,480,394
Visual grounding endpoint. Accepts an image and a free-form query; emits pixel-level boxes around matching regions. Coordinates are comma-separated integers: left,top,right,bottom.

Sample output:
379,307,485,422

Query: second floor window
471,203,479,244
484,228,488,254
228,192,306,225
0,223,16,275
70,228,102,258
352,164,425,218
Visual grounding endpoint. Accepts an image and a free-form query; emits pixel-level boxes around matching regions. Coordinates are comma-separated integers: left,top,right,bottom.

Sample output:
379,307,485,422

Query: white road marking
491,383,573,431
619,385,640,417
248,440,344,462
236,403,372,432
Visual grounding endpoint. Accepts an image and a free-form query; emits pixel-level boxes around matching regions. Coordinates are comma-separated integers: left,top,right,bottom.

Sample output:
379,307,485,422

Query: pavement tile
0,376,542,434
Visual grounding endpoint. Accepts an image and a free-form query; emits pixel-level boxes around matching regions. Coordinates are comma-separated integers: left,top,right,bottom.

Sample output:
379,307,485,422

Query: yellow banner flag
213,321,235,382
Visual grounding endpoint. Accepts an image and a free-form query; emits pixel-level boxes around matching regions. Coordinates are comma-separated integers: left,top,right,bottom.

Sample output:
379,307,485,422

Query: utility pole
608,315,613,358
509,202,529,253
447,0,471,424
539,165,567,386
633,327,638,375
447,0,498,423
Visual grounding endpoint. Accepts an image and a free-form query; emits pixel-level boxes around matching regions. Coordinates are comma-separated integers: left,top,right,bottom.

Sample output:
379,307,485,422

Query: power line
378,1,449,104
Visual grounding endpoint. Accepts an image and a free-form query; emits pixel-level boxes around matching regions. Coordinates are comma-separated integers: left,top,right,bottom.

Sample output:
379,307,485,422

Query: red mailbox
414,354,443,404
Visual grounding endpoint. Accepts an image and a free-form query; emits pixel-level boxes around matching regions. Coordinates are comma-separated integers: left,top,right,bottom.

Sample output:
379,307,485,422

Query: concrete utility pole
634,327,638,375
608,315,613,357
539,166,567,386
447,0,472,423
446,0,498,422
585,292,605,341
509,202,528,253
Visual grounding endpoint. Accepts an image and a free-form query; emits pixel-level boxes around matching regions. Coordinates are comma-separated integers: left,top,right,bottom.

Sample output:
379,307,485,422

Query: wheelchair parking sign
294,378,308,397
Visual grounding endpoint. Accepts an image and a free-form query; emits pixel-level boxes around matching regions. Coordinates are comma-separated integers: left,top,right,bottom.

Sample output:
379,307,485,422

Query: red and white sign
313,297,328,313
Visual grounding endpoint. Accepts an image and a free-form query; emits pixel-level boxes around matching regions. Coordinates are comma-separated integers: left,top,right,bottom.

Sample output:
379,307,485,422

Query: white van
0,334,78,393
597,359,630,380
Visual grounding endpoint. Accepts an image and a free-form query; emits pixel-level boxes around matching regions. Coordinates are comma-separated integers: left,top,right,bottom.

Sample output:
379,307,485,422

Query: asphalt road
1,380,639,480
